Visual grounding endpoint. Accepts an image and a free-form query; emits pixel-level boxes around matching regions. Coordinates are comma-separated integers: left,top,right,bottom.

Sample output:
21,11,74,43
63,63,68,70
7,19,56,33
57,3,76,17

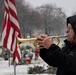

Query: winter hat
67,15,76,34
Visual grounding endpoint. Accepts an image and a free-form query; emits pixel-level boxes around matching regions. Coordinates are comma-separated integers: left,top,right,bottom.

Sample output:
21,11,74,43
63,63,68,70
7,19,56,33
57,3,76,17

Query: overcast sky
25,0,76,17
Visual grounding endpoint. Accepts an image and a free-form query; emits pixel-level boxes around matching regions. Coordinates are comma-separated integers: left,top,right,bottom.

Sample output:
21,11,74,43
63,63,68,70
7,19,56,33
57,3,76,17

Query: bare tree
36,4,67,35
16,0,32,37
16,0,43,38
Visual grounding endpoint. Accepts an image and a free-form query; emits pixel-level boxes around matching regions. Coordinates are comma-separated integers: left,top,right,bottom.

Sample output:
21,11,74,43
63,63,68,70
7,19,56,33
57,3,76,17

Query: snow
0,57,55,75
0,38,66,75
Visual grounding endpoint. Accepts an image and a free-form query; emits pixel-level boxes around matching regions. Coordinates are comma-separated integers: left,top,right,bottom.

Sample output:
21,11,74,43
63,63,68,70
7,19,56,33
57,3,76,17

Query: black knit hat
67,15,76,34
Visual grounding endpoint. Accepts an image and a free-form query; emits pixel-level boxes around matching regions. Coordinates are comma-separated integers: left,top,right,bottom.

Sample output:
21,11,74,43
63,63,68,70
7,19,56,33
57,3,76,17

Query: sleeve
40,44,76,72
40,44,61,67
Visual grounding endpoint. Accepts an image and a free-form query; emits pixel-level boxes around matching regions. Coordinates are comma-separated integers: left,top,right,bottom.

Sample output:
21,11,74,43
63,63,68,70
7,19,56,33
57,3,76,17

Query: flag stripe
2,0,21,64
4,15,11,48
9,1,17,15
2,12,7,31
10,15,20,30
9,8,17,20
7,27,13,51
5,0,9,13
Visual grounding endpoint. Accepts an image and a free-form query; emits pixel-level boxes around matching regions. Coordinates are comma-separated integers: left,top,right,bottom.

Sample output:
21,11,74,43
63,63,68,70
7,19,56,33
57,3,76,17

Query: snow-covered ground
0,37,66,75
0,57,55,75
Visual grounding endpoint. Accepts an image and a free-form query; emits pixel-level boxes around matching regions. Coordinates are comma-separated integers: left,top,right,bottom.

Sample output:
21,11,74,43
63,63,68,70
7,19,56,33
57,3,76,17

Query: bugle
17,35,67,48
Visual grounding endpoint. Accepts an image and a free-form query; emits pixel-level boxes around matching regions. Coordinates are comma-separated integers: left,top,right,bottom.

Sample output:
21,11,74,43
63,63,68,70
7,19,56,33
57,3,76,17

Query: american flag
2,0,21,64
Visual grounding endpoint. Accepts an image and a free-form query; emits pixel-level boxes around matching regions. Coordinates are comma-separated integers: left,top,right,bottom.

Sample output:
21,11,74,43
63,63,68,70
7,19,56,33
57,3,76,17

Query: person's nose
66,28,69,34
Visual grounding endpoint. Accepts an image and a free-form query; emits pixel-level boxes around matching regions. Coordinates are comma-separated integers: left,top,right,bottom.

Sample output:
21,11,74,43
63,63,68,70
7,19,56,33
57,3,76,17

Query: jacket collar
64,39,76,48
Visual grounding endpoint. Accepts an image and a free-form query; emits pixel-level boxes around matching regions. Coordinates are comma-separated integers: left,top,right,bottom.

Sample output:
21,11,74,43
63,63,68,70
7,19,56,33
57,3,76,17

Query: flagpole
8,50,10,67
14,62,16,75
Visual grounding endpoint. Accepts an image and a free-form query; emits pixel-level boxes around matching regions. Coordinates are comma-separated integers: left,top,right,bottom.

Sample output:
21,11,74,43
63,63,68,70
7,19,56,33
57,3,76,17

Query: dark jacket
40,40,76,75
